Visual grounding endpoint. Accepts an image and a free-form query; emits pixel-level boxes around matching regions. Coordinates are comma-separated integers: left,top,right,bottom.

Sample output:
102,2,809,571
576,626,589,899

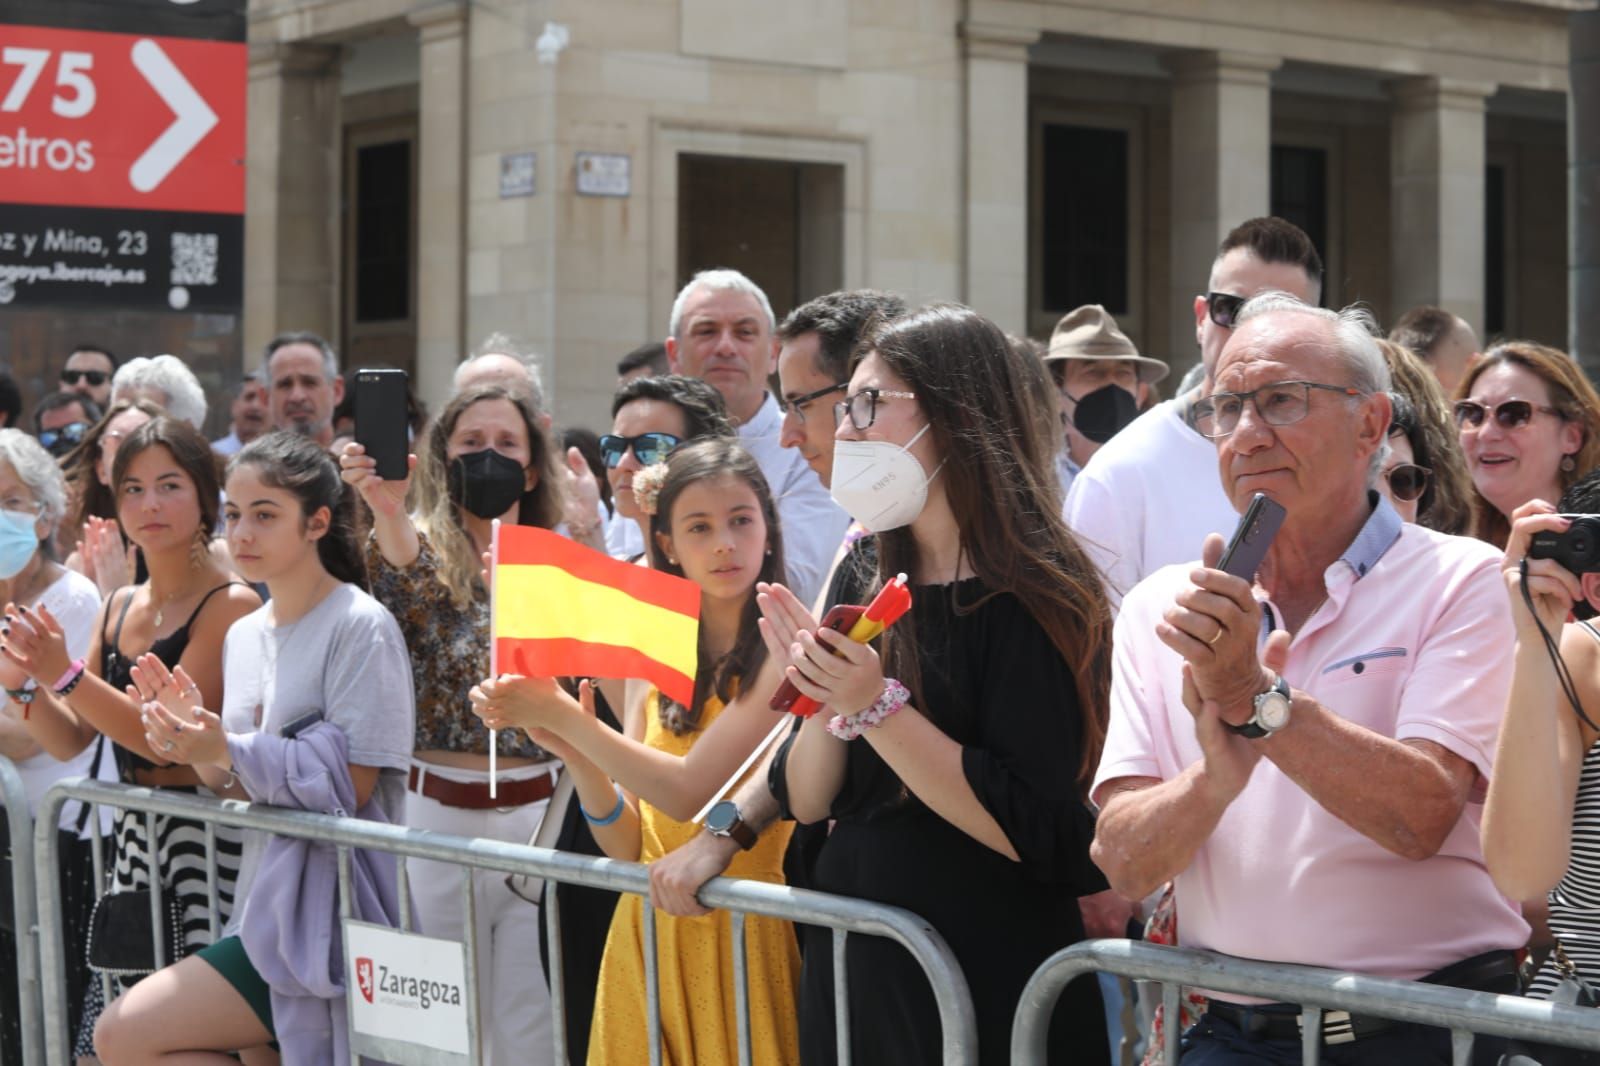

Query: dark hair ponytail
228,431,368,589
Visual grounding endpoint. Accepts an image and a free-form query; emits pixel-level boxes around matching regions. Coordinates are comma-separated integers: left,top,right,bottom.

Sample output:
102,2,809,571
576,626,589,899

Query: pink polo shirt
1093,508,1529,981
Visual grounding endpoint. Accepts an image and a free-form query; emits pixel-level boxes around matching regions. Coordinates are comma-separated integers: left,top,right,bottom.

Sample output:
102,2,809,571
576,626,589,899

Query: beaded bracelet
826,679,911,742
52,659,86,698
581,785,626,827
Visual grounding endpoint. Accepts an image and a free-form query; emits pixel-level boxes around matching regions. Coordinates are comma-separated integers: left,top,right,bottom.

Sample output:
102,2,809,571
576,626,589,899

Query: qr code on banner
170,232,219,286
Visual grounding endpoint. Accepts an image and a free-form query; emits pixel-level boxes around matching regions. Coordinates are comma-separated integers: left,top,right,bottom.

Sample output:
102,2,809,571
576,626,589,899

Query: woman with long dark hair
2,416,260,1056
760,303,1113,1065
92,431,414,1064
472,436,802,1066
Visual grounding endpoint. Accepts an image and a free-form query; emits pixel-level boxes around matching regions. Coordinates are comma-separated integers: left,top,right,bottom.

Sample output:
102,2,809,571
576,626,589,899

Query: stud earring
1563,454,1578,473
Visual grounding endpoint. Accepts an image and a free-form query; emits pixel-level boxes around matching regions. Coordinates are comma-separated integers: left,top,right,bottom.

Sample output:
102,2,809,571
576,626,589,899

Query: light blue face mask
0,508,41,580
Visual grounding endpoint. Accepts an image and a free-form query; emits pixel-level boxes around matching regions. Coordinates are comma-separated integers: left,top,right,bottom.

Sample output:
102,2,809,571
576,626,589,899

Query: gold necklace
151,583,188,629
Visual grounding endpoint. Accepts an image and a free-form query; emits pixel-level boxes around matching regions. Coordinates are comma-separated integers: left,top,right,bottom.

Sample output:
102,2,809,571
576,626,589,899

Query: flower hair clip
632,462,670,516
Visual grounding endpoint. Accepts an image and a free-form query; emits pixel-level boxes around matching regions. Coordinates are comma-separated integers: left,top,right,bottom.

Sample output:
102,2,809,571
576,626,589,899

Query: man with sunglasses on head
1065,217,1322,609
1094,293,1525,1064
664,269,849,606
32,391,101,460
58,344,115,409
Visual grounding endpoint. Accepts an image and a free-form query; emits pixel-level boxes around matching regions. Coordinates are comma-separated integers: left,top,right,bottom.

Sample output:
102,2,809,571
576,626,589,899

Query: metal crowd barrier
1013,939,1600,1066
1,755,43,1066
36,778,977,1066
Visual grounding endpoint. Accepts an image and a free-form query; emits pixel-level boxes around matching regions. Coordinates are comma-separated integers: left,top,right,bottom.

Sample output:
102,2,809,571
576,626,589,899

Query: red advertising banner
0,24,245,214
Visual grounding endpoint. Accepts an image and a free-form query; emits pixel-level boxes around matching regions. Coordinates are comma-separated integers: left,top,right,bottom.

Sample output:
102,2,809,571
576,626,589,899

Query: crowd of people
0,215,1596,1066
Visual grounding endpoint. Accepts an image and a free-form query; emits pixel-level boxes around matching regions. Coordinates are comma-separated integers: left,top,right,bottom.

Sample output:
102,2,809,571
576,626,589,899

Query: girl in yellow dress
472,437,801,1065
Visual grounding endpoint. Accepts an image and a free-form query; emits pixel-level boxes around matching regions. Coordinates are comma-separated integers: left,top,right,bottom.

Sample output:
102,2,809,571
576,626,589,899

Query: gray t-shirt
222,582,415,930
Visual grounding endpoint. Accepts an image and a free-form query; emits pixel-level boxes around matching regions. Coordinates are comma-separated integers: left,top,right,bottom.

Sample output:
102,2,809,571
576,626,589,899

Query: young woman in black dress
760,303,1114,1066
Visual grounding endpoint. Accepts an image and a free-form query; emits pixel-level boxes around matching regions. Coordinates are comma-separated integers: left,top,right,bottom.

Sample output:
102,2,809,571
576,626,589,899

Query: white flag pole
488,518,500,800
690,715,791,826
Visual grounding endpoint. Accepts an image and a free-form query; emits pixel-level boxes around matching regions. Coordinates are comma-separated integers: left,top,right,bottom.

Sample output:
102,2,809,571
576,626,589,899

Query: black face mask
448,448,528,519
1071,383,1141,444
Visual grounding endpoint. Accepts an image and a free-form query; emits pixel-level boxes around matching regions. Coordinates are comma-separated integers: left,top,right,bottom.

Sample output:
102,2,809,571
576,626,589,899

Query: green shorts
195,935,275,1036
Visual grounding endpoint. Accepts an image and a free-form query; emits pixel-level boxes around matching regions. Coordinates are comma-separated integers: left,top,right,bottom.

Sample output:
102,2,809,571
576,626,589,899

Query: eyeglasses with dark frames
1452,398,1564,432
834,388,917,432
1192,380,1365,439
1383,463,1433,503
60,369,109,387
597,431,681,469
1205,292,1248,330
778,382,847,426
38,422,89,452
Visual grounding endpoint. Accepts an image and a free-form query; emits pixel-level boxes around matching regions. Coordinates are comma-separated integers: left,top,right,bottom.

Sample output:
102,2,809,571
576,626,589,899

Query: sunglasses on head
1383,463,1432,503
598,431,680,468
1452,398,1563,431
1205,292,1247,330
60,369,108,387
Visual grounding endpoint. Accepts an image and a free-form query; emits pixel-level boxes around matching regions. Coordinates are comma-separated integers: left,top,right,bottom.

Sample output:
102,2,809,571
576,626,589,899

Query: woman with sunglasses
340,384,568,1066
600,375,734,559
762,304,1113,1065
1376,339,1475,534
1454,342,1600,548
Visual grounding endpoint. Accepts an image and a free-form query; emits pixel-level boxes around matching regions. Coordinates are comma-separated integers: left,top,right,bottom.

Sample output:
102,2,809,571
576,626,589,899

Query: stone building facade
245,0,1585,429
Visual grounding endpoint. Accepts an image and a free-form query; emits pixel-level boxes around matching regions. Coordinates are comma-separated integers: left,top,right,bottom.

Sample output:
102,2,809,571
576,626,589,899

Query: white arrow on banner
129,38,218,193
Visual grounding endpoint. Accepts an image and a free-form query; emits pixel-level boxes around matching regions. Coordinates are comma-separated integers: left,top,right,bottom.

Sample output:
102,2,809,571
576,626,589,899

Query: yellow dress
588,689,801,1066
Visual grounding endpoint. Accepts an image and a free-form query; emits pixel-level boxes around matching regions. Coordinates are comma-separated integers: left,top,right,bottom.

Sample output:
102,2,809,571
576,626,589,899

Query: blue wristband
581,786,626,827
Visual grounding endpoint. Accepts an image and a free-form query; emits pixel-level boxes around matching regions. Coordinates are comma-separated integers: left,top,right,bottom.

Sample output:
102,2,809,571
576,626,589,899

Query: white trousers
405,761,556,1066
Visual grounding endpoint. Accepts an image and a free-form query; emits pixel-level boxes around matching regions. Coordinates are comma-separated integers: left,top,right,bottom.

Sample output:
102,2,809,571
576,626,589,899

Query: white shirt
738,393,850,607
1063,397,1238,611
212,431,244,457
605,507,645,560
11,568,118,836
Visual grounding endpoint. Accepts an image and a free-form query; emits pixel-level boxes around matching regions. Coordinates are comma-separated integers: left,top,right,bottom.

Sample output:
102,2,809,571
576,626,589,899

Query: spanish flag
490,524,700,705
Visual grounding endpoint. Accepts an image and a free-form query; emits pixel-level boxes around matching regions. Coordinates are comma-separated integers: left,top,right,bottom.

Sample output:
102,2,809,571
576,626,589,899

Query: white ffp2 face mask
828,422,941,533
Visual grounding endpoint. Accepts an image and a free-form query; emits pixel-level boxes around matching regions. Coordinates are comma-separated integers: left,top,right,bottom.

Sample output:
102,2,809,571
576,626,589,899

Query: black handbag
1500,943,1600,1066
85,888,186,977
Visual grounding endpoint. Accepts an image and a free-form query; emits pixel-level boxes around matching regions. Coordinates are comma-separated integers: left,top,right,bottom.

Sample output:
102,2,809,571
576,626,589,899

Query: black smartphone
354,368,409,481
1218,493,1287,582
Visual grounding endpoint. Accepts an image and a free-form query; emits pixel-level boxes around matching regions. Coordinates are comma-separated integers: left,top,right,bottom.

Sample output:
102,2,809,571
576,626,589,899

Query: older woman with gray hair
0,428,109,1063
111,354,208,430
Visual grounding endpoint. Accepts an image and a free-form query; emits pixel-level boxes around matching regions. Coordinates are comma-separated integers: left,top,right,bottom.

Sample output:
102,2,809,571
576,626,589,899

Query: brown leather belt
407,765,558,810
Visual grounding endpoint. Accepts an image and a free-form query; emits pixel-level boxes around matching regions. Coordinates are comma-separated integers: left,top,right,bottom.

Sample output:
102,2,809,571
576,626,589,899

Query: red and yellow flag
491,525,700,705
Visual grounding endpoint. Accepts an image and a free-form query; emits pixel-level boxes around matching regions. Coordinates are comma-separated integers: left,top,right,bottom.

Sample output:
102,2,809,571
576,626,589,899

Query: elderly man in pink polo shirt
1091,293,1528,1064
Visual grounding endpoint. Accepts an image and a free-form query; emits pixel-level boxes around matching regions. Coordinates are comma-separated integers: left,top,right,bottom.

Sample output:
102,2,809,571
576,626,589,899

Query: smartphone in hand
1218,493,1287,582
354,368,409,481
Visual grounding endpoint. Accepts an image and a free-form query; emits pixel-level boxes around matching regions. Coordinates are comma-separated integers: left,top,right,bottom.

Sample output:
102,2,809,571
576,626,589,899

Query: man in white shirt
665,269,847,605
1064,218,1323,608
212,377,269,457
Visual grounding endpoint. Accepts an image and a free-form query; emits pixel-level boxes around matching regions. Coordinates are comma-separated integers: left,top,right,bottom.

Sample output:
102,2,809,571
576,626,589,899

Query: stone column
244,42,341,368
1165,50,1281,367
1386,76,1495,335
410,1,468,411
961,22,1039,336
1573,10,1600,374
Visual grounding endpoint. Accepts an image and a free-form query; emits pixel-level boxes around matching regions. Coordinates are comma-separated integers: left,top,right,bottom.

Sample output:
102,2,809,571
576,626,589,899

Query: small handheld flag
490,525,702,706
769,573,913,718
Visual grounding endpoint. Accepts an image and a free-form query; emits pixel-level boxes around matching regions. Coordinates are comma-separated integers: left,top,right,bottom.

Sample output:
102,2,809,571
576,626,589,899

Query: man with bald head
1066,218,1323,609
664,269,846,605
1091,294,1525,1063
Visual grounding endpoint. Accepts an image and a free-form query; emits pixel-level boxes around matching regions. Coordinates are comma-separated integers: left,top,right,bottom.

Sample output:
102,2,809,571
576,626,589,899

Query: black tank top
102,582,242,778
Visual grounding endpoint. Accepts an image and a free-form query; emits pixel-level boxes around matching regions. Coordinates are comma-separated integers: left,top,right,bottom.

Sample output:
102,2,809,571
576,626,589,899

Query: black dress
776,576,1109,1066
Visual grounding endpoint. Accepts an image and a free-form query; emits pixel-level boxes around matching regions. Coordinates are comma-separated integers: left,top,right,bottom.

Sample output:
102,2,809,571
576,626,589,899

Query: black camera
1528,514,1600,574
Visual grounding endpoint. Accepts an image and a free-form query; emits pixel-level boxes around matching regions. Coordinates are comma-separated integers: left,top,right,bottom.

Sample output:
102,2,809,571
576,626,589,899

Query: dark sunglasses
38,422,89,452
60,369,108,387
1205,291,1247,329
1383,462,1432,503
1452,398,1563,431
598,431,680,468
